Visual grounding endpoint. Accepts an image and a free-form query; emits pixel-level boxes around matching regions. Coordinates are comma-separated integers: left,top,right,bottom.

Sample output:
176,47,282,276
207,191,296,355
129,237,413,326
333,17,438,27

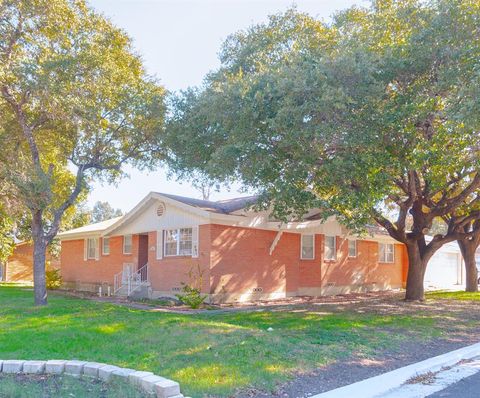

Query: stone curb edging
0,359,189,398
311,341,480,398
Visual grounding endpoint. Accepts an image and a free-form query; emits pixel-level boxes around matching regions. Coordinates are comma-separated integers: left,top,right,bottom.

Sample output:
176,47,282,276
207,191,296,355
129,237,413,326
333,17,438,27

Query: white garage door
424,252,461,289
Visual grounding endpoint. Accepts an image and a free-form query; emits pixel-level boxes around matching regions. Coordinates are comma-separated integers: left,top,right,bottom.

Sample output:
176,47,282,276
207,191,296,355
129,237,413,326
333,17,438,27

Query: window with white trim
123,234,132,254
301,234,315,260
102,238,110,255
87,238,98,260
325,236,336,260
348,239,357,257
164,228,193,256
379,243,394,263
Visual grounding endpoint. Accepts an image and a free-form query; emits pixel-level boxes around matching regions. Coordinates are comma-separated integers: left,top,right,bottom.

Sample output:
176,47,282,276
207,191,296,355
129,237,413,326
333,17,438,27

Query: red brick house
57,192,409,302
1,242,60,283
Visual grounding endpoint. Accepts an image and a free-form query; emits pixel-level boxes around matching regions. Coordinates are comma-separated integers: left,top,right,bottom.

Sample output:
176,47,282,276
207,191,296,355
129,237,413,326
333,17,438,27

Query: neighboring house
424,241,463,290
57,191,410,303
1,242,60,283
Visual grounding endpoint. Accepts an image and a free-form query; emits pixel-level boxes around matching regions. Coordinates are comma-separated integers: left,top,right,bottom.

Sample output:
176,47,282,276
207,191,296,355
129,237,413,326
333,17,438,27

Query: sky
87,0,363,211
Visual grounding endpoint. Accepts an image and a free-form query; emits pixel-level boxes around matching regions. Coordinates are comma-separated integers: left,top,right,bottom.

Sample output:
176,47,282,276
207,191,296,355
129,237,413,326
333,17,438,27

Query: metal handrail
114,263,149,296
113,269,124,294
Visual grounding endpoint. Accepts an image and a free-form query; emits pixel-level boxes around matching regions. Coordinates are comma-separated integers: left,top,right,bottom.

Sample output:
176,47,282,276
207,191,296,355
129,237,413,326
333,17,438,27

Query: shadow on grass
0,286,449,397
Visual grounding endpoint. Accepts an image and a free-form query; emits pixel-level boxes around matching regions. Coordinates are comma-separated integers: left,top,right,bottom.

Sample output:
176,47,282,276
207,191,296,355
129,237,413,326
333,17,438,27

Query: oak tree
165,1,480,300
0,0,166,305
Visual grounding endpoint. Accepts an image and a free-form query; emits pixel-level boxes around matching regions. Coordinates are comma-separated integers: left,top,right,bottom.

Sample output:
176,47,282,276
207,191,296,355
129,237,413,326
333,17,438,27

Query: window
102,238,110,255
325,236,336,260
301,234,315,260
379,243,395,263
164,228,193,256
348,239,357,258
123,234,132,254
87,238,98,260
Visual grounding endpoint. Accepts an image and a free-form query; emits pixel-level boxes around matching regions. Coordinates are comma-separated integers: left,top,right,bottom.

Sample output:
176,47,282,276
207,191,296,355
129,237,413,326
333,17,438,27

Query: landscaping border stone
0,359,187,398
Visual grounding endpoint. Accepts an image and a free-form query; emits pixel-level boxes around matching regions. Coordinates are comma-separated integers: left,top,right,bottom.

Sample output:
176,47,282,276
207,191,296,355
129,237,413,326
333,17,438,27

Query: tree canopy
165,0,480,300
91,201,123,223
0,0,166,304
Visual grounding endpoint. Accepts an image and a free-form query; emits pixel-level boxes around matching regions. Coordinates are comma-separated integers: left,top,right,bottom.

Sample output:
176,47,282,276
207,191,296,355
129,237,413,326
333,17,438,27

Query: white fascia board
57,231,101,241
102,192,213,237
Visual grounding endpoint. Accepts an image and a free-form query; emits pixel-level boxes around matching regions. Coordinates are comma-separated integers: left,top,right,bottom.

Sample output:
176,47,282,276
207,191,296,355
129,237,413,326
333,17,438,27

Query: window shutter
84,239,88,261
192,226,199,258
156,230,163,260
95,238,100,261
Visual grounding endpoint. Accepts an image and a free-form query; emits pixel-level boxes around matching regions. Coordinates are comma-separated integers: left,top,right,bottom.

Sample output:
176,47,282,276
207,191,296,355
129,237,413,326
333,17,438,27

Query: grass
0,286,447,397
0,373,145,398
426,290,480,301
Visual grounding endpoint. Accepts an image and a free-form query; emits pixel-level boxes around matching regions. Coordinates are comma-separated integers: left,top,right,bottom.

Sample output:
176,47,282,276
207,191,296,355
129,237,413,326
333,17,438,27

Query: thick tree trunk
31,210,48,306
404,241,428,301
33,237,47,305
458,240,479,293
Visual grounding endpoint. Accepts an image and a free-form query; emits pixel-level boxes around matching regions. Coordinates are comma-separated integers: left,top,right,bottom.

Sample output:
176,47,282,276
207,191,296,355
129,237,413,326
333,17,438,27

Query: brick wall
147,225,211,295
60,235,140,290
5,242,60,283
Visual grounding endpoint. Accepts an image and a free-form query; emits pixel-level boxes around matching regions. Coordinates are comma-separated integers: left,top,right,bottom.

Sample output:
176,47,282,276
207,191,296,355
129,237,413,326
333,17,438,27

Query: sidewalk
312,342,480,398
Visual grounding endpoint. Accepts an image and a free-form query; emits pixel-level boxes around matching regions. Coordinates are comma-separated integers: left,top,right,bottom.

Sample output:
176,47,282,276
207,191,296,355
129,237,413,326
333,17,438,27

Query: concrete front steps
115,283,152,299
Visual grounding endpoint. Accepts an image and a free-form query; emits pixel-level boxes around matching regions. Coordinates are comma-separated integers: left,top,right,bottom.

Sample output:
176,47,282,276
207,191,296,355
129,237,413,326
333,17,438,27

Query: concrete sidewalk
312,342,480,398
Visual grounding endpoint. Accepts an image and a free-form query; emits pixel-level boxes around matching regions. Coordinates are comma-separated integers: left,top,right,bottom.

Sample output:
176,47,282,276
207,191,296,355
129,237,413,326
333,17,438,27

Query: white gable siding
111,201,209,236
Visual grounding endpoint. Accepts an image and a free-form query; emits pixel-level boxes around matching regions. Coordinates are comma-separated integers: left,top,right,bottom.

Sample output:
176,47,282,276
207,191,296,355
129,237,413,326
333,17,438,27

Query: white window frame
123,234,132,255
348,239,357,258
86,238,98,260
379,243,395,263
324,235,337,261
102,237,110,255
300,234,315,260
164,228,193,257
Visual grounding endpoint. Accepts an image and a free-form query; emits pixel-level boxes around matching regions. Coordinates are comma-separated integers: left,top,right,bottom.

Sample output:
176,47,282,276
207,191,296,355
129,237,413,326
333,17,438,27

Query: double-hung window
86,238,98,260
348,239,357,258
102,238,110,255
325,236,336,261
301,234,315,260
379,243,394,263
164,228,193,256
123,234,132,254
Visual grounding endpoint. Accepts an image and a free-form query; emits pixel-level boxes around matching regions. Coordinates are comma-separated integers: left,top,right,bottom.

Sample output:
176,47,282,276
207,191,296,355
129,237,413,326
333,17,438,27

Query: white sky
88,0,363,211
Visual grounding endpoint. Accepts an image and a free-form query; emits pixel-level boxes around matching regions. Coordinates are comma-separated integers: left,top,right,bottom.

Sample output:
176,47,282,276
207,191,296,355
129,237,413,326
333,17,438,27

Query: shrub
175,284,208,309
46,268,62,289
175,264,208,309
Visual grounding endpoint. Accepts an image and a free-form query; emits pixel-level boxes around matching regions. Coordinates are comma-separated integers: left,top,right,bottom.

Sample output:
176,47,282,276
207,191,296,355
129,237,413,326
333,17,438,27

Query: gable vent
156,202,166,217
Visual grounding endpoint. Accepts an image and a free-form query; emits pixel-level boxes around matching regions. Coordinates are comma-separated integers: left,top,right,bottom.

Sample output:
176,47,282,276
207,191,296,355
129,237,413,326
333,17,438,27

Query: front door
122,263,134,284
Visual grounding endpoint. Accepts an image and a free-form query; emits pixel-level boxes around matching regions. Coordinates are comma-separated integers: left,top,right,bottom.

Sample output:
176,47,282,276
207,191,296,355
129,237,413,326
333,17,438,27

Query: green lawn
0,286,446,397
426,290,480,301
0,373,145,398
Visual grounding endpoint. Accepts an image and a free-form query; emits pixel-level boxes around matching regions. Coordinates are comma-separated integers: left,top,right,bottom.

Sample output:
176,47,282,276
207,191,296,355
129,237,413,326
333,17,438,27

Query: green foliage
45,266,62,290
175,284,208,309
165,0,480,230
0,0,166,238
0,286,450,397
0,0,166,302
175,264,208,309
91,201,123,223
0,205,14,264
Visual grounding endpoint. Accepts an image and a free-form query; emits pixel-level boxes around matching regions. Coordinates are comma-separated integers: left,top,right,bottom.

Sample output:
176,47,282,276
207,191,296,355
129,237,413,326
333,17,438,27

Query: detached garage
424,241,463,289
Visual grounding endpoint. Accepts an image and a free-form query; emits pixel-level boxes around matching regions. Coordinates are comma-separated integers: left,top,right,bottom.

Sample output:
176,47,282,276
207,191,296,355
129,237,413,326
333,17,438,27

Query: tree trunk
33,237,48,305
404,241,428,301
458,240,478,293
32,210,48,305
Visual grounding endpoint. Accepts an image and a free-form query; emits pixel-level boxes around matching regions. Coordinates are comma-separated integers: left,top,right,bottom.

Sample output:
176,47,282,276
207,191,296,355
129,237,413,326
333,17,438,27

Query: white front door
122,263,133,284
